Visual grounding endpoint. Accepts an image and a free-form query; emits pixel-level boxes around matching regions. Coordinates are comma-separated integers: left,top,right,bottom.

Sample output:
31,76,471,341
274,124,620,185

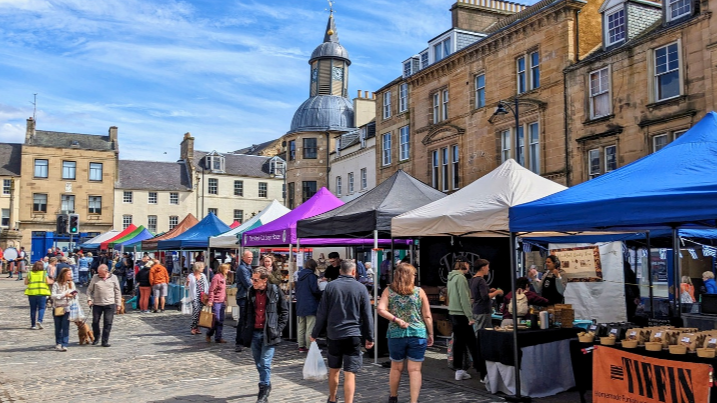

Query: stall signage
593,347,710,403
549,245,603,282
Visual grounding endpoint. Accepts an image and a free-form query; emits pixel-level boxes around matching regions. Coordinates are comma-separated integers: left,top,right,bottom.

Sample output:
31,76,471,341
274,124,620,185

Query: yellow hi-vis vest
24,270,51,296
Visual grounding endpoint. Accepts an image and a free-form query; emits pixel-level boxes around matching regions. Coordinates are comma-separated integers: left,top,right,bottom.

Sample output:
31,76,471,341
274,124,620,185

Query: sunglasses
251,278,266,282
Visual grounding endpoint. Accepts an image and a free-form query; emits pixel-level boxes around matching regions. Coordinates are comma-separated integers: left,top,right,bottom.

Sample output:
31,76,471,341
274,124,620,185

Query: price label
589,325,597,331
629,331,637,337
710,338,717,345
610,329,618,335
654,332,663,338
681,336,691,343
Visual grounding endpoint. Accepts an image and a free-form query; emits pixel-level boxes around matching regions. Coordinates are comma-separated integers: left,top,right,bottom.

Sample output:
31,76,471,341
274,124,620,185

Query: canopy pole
373,230,379,365
646,231,654,319
507,232,528,402
288,242,294,341
672,227,681,319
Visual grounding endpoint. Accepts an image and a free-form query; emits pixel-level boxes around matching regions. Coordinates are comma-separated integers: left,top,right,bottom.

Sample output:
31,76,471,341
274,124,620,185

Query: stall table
478,328,580,398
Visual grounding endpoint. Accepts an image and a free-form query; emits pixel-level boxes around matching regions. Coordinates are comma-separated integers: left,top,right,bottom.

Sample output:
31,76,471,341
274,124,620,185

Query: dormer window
269,157,286,178
667,0,691,21
606,8,625,46
359,128,366,148
433,37,452,62
205,152,225,173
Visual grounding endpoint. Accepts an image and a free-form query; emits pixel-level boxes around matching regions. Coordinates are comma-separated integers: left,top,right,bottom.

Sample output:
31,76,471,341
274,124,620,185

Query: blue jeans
72,265,78,282
53,311,70,347
206,302,225,341
79,271,90,284
251,330,275,386
117,275,126,294
28,295,47,327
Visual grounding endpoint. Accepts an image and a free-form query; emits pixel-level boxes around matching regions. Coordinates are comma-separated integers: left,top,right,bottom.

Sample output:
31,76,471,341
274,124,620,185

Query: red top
254,290,267,329
208,273,226,304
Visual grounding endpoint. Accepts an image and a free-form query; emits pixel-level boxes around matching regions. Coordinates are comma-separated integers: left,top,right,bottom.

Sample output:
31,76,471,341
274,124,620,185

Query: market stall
141,213,198,251
209,199,289,249
112,226,154,251
79,230,121,250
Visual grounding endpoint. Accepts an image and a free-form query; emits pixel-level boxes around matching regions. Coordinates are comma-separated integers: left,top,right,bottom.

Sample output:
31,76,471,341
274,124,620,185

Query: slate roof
195,151,273,178
0,143,22,176
29,130,115,151
118,160,192,191
232,139,278,156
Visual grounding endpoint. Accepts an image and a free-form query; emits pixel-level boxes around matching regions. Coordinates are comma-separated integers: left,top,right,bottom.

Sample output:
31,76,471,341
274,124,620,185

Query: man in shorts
149,258,169,312
312,261,374,403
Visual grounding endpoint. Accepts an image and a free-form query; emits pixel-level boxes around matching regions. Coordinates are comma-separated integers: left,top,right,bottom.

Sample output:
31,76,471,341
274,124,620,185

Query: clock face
311,68,318,82
332,67,344,81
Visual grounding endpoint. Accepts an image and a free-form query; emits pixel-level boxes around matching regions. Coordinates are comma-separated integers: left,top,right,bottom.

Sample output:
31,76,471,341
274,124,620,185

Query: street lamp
491,98,521,164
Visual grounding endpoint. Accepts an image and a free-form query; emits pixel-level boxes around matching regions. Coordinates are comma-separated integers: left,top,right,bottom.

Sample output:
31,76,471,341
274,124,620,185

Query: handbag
200,291,209,305
198,306,215,329
54,306,66,316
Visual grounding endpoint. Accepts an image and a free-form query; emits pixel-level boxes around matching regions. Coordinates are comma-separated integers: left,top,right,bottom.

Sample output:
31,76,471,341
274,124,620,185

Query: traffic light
69,214,80,234
56,214,68,235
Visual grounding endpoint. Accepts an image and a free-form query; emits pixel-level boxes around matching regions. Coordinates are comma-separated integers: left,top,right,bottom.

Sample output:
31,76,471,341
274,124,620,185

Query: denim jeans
251,330,275,386
206,302,225,341
117,275,127,294
235,298,247,346
28,295,47,327
54,311,70,347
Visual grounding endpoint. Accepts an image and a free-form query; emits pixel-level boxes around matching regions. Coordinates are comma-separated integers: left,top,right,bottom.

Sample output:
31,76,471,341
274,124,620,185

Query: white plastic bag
68,300,85,323
303,341,328,381
181,290,193,315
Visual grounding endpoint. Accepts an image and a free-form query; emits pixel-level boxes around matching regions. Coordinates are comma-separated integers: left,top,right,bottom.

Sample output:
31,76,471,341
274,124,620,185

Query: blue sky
0,0,525,161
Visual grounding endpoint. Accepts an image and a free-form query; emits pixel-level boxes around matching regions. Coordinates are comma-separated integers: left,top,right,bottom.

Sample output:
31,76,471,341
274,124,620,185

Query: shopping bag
303,341,328,381
68,300,85,323
198,306,215,329
181,293,193,315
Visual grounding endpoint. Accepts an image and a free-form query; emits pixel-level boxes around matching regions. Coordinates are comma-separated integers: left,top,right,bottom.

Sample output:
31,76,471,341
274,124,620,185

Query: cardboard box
436,319,453,337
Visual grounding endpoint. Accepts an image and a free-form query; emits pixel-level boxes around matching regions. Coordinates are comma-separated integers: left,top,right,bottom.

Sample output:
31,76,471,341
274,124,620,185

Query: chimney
25,117,35,144
180,132,195,162
108,126,118,142
451,0,519,33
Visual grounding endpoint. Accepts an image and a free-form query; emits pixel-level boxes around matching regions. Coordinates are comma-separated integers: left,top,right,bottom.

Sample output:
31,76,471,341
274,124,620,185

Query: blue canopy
523,229,717,245
511,112,717,233
113,227,154,250
156,213,230,250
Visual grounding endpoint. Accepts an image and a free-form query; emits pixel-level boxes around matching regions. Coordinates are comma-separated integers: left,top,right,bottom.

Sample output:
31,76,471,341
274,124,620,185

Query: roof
232,139,279,155
0,143,22,176
289,95,355,134
309,14,351,64
29,130,115,151
484,0,567,34
118,160,191,191
194,151,275,178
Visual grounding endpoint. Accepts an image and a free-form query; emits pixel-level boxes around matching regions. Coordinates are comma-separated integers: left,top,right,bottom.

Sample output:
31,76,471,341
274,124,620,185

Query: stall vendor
531,255,567,305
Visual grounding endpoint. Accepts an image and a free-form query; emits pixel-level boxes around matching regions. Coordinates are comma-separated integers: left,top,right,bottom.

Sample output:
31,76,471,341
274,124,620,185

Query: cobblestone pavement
0,277,511,403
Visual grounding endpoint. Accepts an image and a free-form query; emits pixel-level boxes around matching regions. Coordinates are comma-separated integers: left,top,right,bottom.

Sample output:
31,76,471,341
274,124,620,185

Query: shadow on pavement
148,394,252,402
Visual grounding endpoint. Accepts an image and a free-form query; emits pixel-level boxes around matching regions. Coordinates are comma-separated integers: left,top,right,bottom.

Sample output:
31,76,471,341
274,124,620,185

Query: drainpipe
564,71,571,187
326,131,331,190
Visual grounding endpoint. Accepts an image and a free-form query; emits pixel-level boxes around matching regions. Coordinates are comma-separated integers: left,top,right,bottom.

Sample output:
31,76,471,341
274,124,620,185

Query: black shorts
327,337,362,373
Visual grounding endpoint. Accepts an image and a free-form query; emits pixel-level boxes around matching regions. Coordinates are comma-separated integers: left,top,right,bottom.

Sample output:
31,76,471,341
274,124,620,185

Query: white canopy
391,159,567,237
209,200,290,248
80,230,122,247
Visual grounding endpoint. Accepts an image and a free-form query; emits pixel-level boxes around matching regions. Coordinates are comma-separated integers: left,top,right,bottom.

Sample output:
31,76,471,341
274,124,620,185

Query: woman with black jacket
136,258,152,313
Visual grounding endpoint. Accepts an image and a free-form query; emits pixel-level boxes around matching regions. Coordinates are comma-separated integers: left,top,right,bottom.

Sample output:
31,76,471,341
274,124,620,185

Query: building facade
330,121,377,202
565,0,713,183
375,0,602,190
19,118,118,247
0,144,23,249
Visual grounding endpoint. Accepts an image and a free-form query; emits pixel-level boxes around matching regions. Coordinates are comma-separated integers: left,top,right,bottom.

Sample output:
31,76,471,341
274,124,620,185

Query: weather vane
326,0,334,14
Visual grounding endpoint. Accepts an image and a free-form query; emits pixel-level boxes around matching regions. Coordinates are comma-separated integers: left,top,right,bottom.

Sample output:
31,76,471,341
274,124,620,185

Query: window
605,145,617,172
382,133,392,166
270,158,285,177
89,163,103,181
234,180,244,197
590,67,611,118
403,61,412,77
530,51,540,90
434,37,451,62
258,182,268,198
282,183,286,200
383,91,392,119
653,134,669,152
432,151,439,189
169,216,178,230
123,191,133,203
501,130,511,163
61,195,75,213
205,154,225,173
208,208,218,216
288,140,296,161
147,215,157,233
88,196,102,214
655,42,680,101
399,83,408,113
148,192,157,204
528,122,540,174
442,90,449,121
2,179,11,195
475,74,485,109
674,129,687,138
288,182,295,209
517,56,526,94
303,138,317,159
170,192,179,205
336,176,342,196
33,193,47,213
517,126,525,166
34,159,48,178
668,0,691,21
420,52,429,69
1,209,8,227
208,178,218,195
606,9,625,45
360,168,367,190
441,147,449,192
399,126,410,161
122,215,132,229
589,149,601,178
302,181,317,203
433,93,440,124
234,210,243,222
348,172,354,193
588,146,617,178
452,145,459,190
61,161,76,180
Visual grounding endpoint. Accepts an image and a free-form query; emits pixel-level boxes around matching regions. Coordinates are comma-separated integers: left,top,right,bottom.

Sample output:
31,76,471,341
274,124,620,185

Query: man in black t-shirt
323,252,341,282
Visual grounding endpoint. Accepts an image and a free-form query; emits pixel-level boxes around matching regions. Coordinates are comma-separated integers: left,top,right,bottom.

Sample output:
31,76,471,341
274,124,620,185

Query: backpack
508,289,529,317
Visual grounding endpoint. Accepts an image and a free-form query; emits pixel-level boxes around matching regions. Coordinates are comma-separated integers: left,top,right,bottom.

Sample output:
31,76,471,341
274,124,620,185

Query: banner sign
593,346,711,403
550,245,603,282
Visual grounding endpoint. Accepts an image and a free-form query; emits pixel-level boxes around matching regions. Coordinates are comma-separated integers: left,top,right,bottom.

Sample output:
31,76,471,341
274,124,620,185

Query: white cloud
0,123,24,143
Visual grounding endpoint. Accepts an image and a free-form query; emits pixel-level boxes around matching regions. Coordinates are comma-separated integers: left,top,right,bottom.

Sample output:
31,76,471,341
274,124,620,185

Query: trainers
31,326,38,330
54,344,63,351
455,369,472,380
480,375,488,384
36,322,43,330
60,346,68,352
298,347,308,353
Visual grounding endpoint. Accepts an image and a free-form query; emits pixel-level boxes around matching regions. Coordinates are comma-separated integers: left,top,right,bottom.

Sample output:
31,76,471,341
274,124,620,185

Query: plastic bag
181,296,193,315
68,300,85,323
303,341,328,381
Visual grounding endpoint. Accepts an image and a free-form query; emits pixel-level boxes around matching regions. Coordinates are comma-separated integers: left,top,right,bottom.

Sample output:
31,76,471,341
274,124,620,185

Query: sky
0,0,482,161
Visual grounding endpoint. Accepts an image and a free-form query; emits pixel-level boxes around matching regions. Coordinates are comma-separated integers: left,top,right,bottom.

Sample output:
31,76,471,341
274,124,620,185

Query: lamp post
490,98,530,403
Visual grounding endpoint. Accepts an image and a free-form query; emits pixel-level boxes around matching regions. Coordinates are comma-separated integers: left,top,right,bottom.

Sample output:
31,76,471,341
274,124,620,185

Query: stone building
375,0,602,189
0,144,23,249
564,0,713,183
19,117,118,247
329,120,377,202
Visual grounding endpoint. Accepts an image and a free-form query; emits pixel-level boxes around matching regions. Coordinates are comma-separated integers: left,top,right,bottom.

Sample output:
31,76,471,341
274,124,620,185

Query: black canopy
296,170,446,238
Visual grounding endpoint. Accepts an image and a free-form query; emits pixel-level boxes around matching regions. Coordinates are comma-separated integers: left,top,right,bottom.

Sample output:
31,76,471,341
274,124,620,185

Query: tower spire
324,1,339,43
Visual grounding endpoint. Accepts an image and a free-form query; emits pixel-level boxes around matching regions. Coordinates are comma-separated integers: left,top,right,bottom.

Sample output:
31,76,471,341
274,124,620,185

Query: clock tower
308,12,350,98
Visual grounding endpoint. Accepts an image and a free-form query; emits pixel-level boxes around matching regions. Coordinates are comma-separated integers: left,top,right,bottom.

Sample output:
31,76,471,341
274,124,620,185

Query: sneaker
388,396,398,403
160,309,165,312
455,369,472,380
480,375,488,384
31,326,38,330
36,322,43,330
298,347,308,353
54,344,63,351
60,346,67,352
